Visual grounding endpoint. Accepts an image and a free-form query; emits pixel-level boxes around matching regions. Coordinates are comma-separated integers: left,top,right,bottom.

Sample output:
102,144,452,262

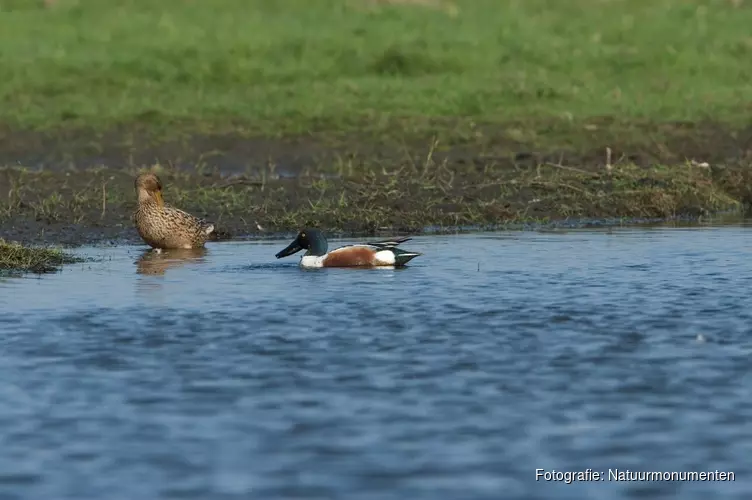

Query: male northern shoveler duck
133,172,216,250
275,228,422,268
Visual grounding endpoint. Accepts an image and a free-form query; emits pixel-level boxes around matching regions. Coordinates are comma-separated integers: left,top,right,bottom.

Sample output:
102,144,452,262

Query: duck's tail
392,247,422,266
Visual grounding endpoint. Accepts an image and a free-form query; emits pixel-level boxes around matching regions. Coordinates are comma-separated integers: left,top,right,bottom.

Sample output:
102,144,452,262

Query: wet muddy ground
1,121,752,246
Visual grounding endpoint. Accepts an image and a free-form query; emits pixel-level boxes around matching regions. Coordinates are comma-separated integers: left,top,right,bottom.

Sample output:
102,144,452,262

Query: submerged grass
0,238,79,274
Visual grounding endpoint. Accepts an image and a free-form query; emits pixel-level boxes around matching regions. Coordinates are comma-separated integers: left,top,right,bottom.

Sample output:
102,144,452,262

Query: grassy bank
0,0,751,136
0,0,751,243
1,157,749,245
0,238,79,273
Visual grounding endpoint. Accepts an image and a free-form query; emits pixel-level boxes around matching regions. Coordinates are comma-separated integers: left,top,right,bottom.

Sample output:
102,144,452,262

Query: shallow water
1,227,751,500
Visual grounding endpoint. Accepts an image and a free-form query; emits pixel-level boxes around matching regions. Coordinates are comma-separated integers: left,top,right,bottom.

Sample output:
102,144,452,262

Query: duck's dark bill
275,240,303,259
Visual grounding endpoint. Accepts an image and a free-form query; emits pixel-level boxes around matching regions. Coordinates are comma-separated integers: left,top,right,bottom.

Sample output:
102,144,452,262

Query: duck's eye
300,233,306,238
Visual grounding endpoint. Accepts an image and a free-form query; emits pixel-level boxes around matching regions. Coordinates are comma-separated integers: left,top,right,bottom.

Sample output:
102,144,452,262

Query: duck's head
275,228,328,258
135,172,164,207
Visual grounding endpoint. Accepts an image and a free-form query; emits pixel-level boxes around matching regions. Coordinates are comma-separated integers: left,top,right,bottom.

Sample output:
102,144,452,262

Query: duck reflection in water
136,247,207,276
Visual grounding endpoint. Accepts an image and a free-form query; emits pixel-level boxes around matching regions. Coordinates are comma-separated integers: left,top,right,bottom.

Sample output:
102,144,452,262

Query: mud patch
1,120,751,177
1,120,752,246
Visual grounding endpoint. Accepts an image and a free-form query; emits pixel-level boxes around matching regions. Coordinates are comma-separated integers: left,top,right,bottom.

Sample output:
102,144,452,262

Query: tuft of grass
0,238,79,274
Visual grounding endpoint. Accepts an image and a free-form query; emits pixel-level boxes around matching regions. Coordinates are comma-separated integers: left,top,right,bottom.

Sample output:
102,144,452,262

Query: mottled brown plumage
133,173,215,250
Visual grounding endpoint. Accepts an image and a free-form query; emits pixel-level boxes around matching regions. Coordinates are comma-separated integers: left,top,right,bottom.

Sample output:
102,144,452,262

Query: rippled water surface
1,227,751,500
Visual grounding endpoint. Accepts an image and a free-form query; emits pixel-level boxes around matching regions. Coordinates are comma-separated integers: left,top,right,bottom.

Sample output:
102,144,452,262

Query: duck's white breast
300,255,326,268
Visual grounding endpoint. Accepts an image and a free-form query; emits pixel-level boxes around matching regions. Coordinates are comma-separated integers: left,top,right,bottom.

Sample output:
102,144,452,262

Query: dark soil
1,120,752,247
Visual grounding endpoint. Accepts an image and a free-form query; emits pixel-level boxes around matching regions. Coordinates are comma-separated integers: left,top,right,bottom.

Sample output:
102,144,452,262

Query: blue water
1,227,751,499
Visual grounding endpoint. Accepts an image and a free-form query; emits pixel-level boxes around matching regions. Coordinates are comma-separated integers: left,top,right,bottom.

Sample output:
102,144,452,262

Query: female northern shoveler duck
133,172,216,250
275,228,422,268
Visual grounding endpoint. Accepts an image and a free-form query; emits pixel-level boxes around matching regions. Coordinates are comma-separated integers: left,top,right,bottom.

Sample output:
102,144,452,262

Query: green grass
1,0,751,244
0,238,79,273
0,0,751,136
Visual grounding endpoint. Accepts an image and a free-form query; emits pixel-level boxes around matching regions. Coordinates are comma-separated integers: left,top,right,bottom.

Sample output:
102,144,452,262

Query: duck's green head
275,228,328,258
